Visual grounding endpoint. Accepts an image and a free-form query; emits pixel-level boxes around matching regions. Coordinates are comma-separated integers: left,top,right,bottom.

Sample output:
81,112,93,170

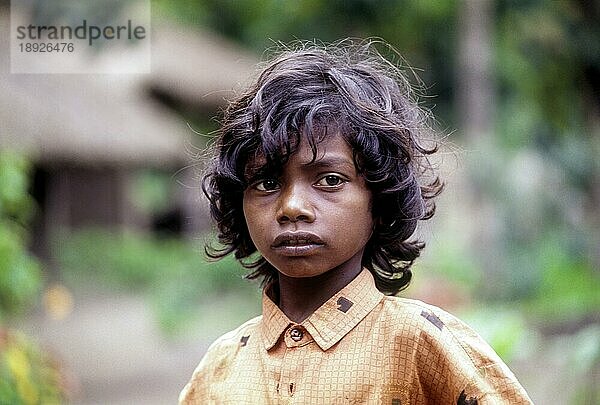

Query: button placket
279,324,310,399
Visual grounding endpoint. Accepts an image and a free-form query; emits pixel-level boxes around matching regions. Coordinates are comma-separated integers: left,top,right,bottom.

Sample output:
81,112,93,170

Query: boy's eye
254,179,280,192
315,174,346,188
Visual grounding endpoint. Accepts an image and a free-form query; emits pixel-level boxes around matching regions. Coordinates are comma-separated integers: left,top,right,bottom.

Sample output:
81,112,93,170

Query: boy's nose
276,186,315,224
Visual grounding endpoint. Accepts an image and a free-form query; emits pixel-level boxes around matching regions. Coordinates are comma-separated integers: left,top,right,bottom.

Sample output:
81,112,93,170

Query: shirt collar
260,268,384,351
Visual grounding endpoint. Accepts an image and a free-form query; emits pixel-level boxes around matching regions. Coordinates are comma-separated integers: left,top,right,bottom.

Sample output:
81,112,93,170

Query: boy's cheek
242,204,270,249
242,194,261,225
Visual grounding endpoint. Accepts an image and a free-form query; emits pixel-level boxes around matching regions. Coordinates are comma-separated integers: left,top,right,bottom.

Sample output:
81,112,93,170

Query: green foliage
495,0,597,145
462,306,533,363
0,329,65,405
526,234,600,322
129,170,173,216
0,152,41,321
464,135,600,307
568,325,600,403
55,229,261,335
421,228,480,289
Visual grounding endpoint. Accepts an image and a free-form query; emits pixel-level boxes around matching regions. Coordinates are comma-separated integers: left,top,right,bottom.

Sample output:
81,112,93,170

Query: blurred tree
0,152,67,403
0,329,66,405
478,0,600,303
0,151,41,321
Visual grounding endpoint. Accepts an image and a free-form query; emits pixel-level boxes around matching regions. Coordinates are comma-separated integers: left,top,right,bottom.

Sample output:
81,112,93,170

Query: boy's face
243,134,373,279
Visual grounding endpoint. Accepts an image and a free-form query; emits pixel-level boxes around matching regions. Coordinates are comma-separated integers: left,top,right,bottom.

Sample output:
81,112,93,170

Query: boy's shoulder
178,315,263,403
206,314,263,353
380,296,488,347
380,296,513,373
181,316,262,382
380,295,464,327
368,297,530,402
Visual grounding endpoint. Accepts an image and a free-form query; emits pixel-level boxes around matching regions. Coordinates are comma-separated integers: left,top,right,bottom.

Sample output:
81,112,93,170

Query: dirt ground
19,290,211,405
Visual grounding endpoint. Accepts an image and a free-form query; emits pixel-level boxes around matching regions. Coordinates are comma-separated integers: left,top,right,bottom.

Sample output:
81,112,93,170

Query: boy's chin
274,265,330,280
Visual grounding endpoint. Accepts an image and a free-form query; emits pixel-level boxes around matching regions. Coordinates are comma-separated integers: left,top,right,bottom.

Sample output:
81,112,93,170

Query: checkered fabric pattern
179,269,533,404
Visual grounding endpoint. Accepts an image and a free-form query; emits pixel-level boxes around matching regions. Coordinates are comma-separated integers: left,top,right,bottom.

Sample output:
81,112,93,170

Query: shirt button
290,327,303,341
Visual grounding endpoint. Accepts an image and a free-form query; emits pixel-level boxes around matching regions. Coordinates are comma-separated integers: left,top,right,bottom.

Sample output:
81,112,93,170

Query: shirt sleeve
414,304,533,404
178,337,226,404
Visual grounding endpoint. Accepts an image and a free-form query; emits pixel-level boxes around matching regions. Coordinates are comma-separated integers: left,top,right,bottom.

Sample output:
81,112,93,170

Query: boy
180,41,533,404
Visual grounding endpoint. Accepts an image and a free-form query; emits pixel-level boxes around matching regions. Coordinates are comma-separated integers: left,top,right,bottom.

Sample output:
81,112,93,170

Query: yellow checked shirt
180,269,533,404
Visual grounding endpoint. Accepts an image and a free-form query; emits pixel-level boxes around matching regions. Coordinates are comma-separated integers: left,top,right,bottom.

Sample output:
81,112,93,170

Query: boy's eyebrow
245,164,276,181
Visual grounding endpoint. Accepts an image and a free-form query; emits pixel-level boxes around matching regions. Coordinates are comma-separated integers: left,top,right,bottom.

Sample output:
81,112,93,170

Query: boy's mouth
271,232,324,256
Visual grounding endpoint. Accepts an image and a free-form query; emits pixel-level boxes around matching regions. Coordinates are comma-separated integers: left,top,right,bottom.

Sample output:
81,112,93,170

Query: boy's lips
271,232,325,256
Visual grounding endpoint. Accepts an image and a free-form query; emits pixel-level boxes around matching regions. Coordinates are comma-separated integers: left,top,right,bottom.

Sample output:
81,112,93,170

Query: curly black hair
202,40,443,295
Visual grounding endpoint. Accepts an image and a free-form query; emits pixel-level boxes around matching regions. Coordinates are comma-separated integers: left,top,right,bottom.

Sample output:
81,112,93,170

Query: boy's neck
276,254,363,323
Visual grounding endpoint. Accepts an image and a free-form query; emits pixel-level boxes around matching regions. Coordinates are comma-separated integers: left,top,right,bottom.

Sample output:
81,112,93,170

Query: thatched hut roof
149,24,258,110
0,11,257,166
0,73,191,166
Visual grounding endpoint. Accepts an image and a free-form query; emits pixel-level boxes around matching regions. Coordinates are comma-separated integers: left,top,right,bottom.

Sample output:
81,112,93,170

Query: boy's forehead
244,133,355,178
